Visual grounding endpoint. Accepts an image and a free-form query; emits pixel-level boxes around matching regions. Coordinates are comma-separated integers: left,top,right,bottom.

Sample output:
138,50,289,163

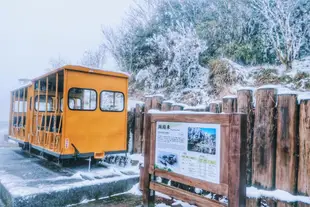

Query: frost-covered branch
250,0,310,70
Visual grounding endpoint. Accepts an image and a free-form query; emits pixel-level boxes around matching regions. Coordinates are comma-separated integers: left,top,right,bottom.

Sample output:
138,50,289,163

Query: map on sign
155,122,221,184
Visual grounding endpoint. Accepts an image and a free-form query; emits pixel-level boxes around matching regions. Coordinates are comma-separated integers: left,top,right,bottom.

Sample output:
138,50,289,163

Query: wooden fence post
151,95,164,110
172,104,185,111
276,94,298,193
252,87,277,190
237,89,254,185
222,96,237,113
276,94,298,207
162,101,173,111
143,113,155,206
298,98,310,196
134,103,144,153
142,96,153,154
210,102,219,113
218,101,223,113
229,114,247,207
127,108,135,154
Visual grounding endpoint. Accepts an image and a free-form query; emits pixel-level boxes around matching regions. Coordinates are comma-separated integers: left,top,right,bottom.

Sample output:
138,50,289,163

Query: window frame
100,90,125,112
29,97,32,110
68,87,97,111
34,95,55,112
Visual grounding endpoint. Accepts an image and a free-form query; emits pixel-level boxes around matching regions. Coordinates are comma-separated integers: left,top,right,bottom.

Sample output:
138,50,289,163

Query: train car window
60,98,78,111
60,98,63,111
13,101,27,112
100,91,124,112
68,88,97,111
69,99,74,109
34,95,54,112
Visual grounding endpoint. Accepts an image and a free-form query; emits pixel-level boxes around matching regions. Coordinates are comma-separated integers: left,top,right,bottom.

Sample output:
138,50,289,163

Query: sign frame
142,112,247,207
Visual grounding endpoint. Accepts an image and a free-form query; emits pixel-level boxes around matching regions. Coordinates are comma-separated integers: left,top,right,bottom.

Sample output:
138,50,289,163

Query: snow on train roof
11,82,32,92
32,65,129,81
70,65,130,77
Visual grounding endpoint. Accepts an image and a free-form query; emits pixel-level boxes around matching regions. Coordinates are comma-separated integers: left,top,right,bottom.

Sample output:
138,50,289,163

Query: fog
0,0,132,121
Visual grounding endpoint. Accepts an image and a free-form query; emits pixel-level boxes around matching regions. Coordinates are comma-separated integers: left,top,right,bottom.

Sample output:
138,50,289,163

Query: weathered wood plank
151,95,163,110
210,102,219,113
298,99,310,195
277,201,296,207
228,114,247,207
252,88,277,189
171,104,185,111
218,101,223,113
222,97,237,113
142,97,152,154
149,122,156,173
221,125,229,185
162,101,173,111
134,104,144,153
139,166,144,191
152,169,228,196
276,94,298,193
149,182,225,207
237,89,254,185
246,198,260,207
143,113,155,206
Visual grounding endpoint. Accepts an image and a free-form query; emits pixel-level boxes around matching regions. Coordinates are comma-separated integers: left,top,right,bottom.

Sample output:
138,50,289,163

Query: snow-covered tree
250,0,310,70
145,24,208,89
79,45,106,68
48,56,70,71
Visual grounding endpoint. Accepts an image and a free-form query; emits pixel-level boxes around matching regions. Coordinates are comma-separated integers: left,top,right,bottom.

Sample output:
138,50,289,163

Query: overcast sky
0,0,132,121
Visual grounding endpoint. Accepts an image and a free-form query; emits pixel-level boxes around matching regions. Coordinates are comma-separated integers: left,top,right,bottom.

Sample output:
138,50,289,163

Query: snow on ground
128,154,144,164
127,183,142,196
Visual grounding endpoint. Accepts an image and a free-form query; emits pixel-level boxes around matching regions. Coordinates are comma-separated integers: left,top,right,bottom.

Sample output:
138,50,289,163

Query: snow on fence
127,87,310,206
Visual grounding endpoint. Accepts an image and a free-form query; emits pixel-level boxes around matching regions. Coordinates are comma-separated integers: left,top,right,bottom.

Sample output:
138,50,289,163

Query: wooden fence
127,88,310,207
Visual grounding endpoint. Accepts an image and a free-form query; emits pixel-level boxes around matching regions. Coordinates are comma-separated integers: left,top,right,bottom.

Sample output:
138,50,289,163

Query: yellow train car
8,65,129,160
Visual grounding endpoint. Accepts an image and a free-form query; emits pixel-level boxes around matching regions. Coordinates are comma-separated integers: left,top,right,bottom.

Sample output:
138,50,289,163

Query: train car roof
11,82,32,92
32,65,129,81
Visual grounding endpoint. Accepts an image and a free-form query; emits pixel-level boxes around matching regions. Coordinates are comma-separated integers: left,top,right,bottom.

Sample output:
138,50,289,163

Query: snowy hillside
128,57,310,105
100,0,310,106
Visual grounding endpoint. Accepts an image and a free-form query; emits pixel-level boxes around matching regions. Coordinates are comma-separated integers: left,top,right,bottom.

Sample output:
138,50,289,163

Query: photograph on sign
188,127,216,155
155,122,221,184
157,151,179,171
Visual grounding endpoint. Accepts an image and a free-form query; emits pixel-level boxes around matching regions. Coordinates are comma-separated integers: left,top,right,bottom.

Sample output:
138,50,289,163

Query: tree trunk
286,60,293,71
